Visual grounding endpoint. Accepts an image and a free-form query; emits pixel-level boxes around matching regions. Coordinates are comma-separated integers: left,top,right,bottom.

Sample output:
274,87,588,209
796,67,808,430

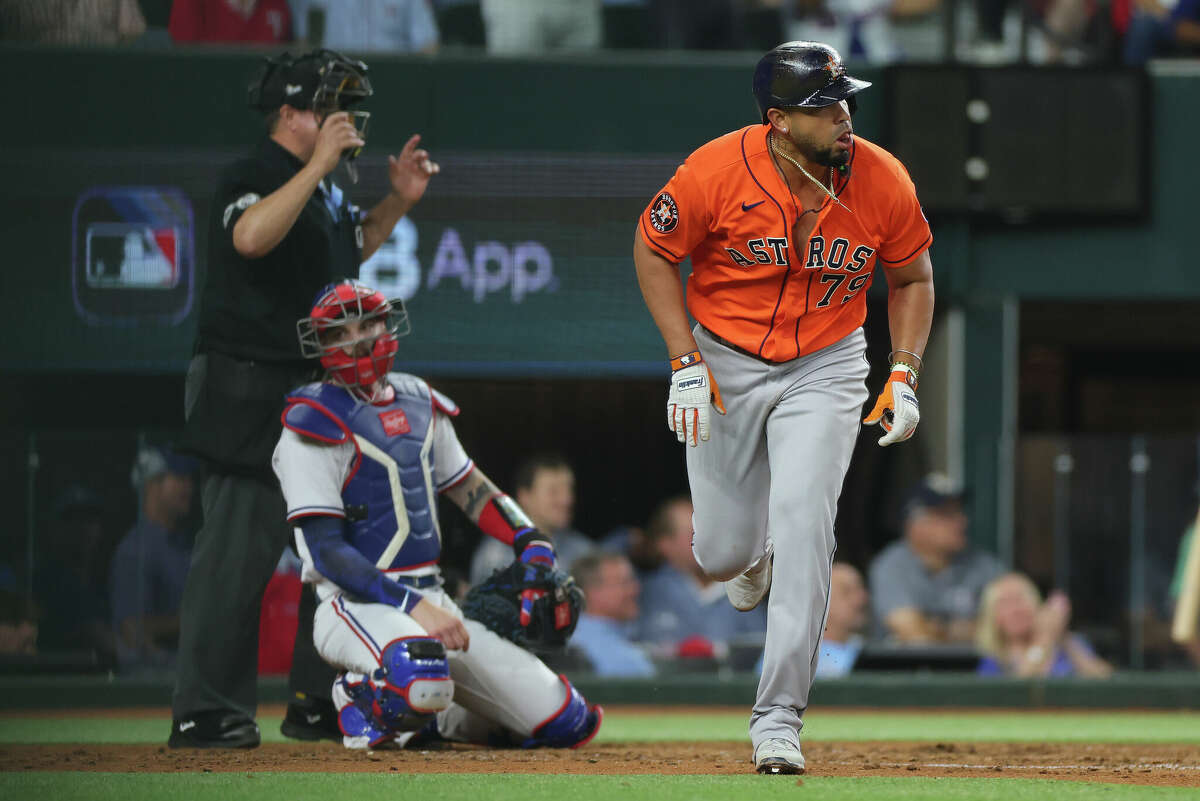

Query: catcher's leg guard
333,674,395,750
369,637,453,733
522,675,603,749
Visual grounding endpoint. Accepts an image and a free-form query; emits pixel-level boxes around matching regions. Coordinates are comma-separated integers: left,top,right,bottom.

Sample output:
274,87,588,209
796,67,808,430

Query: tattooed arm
443,468,505,523
443,468,550,554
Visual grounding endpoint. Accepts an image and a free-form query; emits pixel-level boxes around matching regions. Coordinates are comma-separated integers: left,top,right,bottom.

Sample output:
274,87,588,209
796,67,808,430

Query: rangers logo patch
378,409,411,437
649,192,679,234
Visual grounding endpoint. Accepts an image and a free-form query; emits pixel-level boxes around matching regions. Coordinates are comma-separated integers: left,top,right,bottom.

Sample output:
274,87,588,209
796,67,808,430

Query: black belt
392,573,443,589
701,326,788,365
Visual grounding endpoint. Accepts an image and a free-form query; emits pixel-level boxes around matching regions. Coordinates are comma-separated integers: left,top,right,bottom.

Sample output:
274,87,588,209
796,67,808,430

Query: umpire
170,49,439,748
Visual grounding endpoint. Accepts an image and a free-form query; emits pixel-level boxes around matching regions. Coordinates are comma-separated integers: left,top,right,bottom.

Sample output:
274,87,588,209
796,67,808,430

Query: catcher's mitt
462,560,584,650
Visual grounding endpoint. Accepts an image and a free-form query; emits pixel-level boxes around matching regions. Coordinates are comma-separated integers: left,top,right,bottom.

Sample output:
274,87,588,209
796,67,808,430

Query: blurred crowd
1,0,1198,64
5,440,1196,681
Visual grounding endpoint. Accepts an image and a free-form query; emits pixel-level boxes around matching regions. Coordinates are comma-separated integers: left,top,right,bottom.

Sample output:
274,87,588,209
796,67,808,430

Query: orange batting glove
667,351,726,447
863,364,920,447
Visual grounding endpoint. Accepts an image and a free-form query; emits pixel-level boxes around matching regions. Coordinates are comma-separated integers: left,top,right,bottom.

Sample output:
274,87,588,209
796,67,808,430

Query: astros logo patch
824,54,845,80
649,192,679,234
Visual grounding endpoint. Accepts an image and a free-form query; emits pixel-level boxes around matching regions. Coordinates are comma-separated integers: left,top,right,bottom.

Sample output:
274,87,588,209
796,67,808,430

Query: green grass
3,710,1198,745
600,710,1200,744
2,773,1196,801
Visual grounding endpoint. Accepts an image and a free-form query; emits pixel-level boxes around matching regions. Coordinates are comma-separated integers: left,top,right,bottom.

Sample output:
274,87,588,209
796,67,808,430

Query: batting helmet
752,41,872,124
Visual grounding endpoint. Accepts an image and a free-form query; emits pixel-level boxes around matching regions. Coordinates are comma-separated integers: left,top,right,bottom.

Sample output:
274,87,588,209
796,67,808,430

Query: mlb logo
379,409,411,437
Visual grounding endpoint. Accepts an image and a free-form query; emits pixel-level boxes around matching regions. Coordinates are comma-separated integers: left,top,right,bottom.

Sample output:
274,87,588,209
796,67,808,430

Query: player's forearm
232,163,325,259
360,192,415,261
633,232,698,358
1064,636,1113,678
886,277,934,365
444,468,503,523
444,468,543,549
885,608,947,642
297,516,422,612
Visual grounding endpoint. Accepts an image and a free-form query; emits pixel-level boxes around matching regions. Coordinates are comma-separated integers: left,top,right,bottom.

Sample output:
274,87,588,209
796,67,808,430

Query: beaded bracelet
889,362,919,389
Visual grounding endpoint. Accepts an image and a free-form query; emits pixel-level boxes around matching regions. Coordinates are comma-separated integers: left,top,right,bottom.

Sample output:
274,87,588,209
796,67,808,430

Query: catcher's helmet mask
753,41,872,124
297,279,410,401
249,49,373,179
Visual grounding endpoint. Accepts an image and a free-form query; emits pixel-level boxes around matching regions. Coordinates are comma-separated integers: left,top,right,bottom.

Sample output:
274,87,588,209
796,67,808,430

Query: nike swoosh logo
305,713,322,724
179,721,196,732
741,200,765,211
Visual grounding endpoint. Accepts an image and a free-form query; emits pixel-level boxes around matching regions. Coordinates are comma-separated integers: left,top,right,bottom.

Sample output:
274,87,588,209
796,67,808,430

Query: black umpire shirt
179,137,363,474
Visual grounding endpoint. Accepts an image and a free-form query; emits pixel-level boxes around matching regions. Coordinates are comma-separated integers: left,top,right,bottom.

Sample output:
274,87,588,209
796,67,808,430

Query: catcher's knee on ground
334,637,453,748
522,675,603,749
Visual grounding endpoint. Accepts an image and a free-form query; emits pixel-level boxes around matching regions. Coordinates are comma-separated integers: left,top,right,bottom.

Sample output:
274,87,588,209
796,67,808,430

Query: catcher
271,279,601,750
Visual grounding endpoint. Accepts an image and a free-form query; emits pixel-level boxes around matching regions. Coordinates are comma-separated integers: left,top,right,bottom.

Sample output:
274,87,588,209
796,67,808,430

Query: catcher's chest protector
286,377,441,569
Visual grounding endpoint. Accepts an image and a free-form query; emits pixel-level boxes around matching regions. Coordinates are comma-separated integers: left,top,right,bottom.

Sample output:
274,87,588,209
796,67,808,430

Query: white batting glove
863,364,920,447
667,351,725,447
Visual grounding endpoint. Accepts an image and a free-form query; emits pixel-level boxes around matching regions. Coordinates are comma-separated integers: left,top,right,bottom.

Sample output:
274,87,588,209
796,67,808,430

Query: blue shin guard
523,675,603,749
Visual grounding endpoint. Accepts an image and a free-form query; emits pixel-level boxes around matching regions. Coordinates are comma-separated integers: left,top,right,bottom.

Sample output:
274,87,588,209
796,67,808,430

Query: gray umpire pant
686,325,869,750
172,472,291,719
172,352,334,720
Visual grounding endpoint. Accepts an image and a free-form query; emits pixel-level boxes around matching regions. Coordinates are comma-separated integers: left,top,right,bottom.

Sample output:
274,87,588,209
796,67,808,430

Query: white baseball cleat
754,738,805,775
724,555,772,611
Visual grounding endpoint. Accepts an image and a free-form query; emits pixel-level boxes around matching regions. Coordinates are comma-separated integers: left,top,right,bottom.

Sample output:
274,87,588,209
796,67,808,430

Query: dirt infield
3,741,1198,786
3,706,1197,787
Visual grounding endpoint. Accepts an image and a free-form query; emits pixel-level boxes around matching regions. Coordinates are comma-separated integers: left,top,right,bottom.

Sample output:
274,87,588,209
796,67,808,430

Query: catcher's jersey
640,125,931,362
272,373,473,598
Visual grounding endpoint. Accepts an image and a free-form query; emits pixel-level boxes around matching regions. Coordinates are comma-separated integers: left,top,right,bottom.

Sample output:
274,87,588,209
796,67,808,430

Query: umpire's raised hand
310,112,366,177
387,134,440,207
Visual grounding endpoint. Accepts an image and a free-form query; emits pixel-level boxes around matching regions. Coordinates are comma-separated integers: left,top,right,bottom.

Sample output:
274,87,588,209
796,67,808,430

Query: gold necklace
769,132,853,215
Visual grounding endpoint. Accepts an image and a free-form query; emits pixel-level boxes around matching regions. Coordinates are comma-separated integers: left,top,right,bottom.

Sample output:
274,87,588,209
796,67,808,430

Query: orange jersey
640,125,931,363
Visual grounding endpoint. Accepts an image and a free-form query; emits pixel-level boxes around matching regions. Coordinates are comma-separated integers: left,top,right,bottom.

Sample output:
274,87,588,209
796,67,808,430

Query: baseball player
633,41,934,774
271,279,603,750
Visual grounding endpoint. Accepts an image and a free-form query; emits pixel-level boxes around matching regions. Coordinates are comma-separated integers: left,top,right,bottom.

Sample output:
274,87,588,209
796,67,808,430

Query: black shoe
168,710,261,749
280,696,341,742
404,717,449,750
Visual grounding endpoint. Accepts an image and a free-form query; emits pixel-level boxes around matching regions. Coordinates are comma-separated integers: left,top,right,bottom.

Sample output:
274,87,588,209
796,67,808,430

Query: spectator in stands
1174,0,1200,51
109,447,198,672
635,495,767,648
976,572,1112,678
650,0,741,48
1169,515,1200,666
479,0,602,53
0,0,145,43
469,453,595,584
600,522,661,574
0,565,36,656
869,473,1003,644
782,0,945,63
815,563,870,677
571,551,655,676
33,485,116,667
290,0,440,53
168,0,293,44
1123,0,1200,63
754,561,869,676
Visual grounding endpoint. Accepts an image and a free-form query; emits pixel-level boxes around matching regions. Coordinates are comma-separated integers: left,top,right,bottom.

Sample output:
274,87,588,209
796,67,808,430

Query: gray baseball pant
686,325,869,750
